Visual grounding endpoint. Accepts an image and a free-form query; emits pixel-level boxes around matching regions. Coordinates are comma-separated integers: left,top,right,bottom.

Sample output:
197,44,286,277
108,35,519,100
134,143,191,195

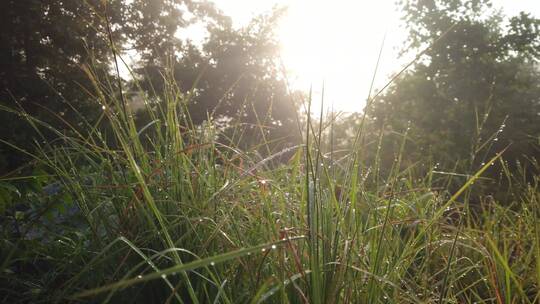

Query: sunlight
215,0,404,113
214,0,539,113
277,1,402,113
5,1,540,301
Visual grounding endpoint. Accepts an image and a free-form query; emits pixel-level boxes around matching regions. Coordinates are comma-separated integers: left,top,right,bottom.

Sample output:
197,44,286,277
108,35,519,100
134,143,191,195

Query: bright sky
210,0,540,113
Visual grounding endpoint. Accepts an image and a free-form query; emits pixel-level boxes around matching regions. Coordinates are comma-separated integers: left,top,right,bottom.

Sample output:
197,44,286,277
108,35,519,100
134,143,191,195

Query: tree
0,1,300,174
367,0,540,191
0,0,129,173
133,7,301,150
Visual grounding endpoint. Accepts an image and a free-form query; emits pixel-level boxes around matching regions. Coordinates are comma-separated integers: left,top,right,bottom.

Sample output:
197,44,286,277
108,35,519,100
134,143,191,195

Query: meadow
1,64,538,303
1,1,540,302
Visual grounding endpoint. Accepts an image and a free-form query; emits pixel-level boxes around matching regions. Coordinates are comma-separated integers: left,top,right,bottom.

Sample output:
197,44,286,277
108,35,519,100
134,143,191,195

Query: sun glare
214,0,404,113
277,1,403,113
215,0,540,113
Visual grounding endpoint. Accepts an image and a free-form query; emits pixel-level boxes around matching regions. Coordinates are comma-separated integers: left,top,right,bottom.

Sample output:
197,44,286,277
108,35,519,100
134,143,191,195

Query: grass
1,65,538,303
1,28,539,303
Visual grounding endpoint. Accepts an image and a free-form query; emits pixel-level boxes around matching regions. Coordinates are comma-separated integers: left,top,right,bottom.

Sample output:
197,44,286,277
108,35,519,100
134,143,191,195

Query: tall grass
1,61,538,303
1,27,539,304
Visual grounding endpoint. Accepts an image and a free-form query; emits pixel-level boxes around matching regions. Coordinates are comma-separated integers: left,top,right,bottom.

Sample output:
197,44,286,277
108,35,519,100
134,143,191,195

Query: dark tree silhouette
0,0,136,174
0,1,299,173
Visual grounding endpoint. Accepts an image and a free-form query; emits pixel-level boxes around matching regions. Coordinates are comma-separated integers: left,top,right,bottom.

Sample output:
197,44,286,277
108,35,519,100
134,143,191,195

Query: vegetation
0,0,297,173
369,0,540,184
1,0,539,303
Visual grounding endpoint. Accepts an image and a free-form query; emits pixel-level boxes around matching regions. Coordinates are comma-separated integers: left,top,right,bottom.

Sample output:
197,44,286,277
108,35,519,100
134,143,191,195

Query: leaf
73,236,306,298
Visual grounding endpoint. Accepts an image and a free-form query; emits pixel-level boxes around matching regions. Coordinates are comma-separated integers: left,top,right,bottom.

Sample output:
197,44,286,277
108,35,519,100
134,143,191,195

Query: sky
207,1,540,113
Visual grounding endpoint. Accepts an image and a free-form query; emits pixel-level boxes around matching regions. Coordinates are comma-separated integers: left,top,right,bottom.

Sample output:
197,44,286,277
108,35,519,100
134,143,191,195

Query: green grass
1,37,539,302
1,65,538,304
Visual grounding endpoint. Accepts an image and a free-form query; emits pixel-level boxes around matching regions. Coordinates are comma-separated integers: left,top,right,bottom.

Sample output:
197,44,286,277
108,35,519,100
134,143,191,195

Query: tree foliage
0,1,299,173
368,0,540,189
135,7,299,148
0,0,125,171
